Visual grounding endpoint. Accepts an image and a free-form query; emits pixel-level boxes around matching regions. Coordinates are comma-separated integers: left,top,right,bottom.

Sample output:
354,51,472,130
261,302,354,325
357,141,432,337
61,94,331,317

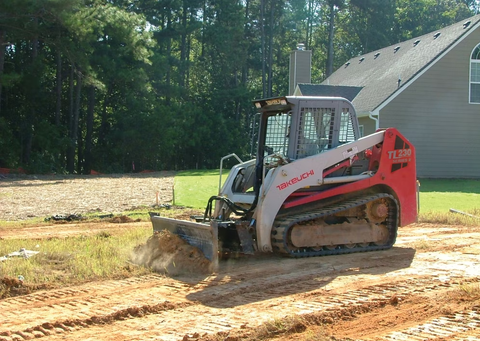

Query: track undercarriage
271,193,399,257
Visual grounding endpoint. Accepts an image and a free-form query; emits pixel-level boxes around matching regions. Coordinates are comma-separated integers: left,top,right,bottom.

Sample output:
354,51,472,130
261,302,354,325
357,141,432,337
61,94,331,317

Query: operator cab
253,96,361,162
214,96,364,221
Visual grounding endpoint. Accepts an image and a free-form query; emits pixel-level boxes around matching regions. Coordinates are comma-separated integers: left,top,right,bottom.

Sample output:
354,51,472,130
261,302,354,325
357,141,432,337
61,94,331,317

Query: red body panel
283,128,418,226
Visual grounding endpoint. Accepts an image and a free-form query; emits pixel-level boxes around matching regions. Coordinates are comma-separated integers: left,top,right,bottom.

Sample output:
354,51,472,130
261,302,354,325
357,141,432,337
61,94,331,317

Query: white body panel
253,130,386,252
215,160,256,217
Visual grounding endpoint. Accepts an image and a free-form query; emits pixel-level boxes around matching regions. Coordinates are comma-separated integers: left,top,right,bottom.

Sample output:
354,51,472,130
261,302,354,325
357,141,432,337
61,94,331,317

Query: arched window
470,44,480,103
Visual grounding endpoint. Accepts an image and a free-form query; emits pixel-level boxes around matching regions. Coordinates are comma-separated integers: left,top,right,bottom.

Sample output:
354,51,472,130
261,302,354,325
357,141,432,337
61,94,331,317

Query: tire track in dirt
2,252,478,341
2,230,480,341
0,253,369,339
21,274,479,341
0,274,193,336
192,277,480,341
364,308,480,340
0,248,416,340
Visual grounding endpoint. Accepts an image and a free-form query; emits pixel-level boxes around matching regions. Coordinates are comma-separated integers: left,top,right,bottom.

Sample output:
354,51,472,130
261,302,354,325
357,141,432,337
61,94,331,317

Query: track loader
151,96,418,265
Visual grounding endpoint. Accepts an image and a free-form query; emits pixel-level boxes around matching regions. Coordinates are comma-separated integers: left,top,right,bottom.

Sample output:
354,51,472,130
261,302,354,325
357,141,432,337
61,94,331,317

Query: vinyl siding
380,28,480,178
358,116,377,136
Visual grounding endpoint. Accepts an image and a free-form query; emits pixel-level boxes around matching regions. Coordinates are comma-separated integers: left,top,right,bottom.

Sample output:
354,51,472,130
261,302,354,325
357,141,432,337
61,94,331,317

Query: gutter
369,109,380,130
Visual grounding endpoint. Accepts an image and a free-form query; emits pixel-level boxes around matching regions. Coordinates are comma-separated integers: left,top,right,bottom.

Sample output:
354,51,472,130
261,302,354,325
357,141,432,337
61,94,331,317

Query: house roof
317,14,480,114
296,84,363,102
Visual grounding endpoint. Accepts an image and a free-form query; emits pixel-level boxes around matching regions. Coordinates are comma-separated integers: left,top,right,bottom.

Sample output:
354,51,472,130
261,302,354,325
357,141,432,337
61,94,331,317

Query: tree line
0,0,476,173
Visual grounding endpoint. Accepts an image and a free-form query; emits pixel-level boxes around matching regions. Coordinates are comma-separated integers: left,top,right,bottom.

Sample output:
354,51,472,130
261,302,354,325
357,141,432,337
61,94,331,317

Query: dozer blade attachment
151,215,218,265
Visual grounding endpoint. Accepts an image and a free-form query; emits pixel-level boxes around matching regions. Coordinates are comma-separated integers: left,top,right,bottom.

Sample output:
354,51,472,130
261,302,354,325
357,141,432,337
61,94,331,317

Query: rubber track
271,193,399,257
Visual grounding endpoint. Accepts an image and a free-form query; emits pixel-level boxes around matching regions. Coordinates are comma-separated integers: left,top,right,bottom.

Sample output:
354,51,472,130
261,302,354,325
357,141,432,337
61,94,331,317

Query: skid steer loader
151,96,418,264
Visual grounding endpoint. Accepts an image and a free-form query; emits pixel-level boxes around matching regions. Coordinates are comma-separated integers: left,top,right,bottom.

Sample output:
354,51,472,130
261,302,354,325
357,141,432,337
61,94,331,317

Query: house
293,15,480,178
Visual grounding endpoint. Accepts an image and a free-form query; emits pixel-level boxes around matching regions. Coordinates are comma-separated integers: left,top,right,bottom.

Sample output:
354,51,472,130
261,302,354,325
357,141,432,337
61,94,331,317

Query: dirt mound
1,276,23,288
0,276,52,299
131,230,213,276
110,215,141,223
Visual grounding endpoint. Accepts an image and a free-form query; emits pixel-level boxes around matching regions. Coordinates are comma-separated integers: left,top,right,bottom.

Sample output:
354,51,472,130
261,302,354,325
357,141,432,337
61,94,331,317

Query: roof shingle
318,14,480,113
297,84,362,102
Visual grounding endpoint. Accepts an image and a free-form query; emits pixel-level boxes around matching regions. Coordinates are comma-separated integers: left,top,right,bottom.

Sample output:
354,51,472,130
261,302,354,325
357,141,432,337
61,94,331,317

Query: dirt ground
0,172,175,221
1,174,480,341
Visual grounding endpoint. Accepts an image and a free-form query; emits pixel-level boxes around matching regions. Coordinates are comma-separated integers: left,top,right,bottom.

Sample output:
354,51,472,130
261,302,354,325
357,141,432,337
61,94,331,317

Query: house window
359,125,364,137
470,44,480,103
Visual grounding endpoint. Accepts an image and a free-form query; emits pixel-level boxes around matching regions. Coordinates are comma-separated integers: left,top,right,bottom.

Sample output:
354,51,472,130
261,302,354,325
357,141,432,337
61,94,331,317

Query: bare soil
0,172,175,221
132,230,213,276
1,173,480,341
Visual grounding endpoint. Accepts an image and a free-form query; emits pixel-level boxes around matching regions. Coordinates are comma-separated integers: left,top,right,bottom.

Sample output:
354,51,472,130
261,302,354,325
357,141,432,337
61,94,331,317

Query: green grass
173,169,228,209
0,207,204,297
172,171,480,224
417,179,480,226
0,228,152,290
173,171,480,214
419,179,480,213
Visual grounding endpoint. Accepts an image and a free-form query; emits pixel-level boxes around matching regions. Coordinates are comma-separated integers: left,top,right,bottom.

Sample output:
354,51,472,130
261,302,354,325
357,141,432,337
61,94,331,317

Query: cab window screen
296,107,334,158
338,109,356,144
265,113,291,157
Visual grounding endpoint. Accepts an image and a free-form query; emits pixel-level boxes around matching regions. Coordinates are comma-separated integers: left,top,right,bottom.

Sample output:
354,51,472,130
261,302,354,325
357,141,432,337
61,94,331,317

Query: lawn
0,228,152,295
418,179,480,213
173,170,228,209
